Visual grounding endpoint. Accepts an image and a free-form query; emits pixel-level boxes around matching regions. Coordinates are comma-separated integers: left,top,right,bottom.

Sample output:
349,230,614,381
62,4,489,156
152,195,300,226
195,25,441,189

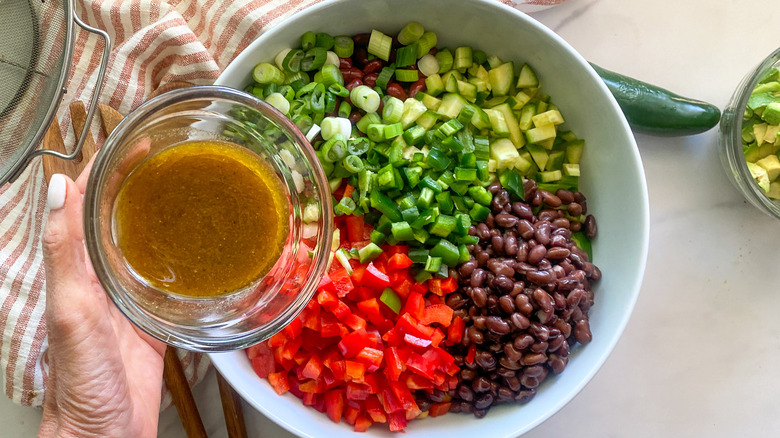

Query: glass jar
83,86,333,352
719,47,780,220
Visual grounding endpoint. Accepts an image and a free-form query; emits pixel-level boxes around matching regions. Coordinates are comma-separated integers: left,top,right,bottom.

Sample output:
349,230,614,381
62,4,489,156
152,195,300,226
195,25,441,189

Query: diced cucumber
565,140,585,164
488,62,514,96
436,93,468,120
525,124,557,144
563,163,581,177
518,103,537,131
508,90,533,110
470,105,491,130
532,109,565,127
547,150,565,171
417,92,442,111
454,46,473,70
457,80,478,102
400,98,428,128
468,77,489,93
415,111,439,130
516,63,539,88
526,143,549,171
487,55,503,70
484,108,510,136
425,73,445,96
490,138,520,170
491,103,524,148
539,170,562,182
513,153,534,174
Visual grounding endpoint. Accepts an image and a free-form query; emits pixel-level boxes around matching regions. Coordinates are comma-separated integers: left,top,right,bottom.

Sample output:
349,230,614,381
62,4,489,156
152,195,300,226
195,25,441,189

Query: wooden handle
163,347,208,438
217,370,249,438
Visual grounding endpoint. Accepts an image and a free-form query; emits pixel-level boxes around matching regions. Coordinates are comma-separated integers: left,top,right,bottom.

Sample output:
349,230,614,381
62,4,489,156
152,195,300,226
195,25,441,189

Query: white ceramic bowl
211,0,649,436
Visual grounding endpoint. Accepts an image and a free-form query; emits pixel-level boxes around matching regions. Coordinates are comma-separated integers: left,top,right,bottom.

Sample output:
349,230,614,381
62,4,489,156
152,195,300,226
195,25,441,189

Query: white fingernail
47,174,67,210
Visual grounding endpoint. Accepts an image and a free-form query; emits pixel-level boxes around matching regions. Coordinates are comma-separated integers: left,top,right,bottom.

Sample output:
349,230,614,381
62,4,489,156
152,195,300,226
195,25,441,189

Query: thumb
42,174,95,327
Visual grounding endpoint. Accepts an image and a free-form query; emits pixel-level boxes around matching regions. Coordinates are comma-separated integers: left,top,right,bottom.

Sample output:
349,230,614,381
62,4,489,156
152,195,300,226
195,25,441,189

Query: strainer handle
29,13,111,164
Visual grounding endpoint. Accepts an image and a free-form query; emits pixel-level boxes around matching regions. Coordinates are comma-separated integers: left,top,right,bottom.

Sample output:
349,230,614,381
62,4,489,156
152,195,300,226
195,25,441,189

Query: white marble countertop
4,0,780,436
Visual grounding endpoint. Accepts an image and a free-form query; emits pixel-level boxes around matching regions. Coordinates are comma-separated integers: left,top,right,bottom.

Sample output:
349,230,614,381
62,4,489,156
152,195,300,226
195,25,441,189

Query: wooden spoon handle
217,370,249,438
163,347,208,438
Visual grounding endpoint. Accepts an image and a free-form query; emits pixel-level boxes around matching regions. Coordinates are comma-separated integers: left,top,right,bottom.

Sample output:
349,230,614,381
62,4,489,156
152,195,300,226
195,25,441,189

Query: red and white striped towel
0,0,566,408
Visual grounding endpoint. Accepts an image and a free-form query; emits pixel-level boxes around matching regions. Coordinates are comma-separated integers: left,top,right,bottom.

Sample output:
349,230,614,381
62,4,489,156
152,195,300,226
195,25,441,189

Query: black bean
458,385,475,402
485,316,511,335
539,190,562,207
556,189,575,204
547,247,571,260
527,269,555,286
475,393,495,410
498,295,515,314
492,275,514,294
512,202,534,220
491,235,505,254
584,214,597,239
503,343,523,362
470,269,486,288
487,181,502,193
472,376,491,393
517,219,535,239
475,350,497,370
495,213,518,228
510,312,531,330
534,221,552,245
527,244,547,265
459,260,478,277
513,333,534,350
568,202,583,216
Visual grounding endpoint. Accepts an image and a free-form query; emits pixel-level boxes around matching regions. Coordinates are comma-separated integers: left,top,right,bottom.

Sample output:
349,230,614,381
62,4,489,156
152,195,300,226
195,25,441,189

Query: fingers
43,174,94,327
74,153,98,194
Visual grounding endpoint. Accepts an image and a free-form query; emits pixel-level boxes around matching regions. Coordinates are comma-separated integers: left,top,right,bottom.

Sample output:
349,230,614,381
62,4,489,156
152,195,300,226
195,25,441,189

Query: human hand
38,160,166,438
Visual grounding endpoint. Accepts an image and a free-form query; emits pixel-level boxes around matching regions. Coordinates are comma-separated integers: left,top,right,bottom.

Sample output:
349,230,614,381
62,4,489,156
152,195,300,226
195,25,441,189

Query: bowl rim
210,0,649,435
720,46,780,219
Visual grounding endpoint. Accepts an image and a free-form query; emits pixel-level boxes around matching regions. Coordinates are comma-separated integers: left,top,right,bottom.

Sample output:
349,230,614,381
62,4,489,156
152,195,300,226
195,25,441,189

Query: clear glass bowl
83,86,333,352
719,47,780,220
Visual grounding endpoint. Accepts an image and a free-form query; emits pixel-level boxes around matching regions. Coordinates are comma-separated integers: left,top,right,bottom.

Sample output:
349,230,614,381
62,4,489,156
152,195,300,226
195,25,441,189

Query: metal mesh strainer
0,0,110,185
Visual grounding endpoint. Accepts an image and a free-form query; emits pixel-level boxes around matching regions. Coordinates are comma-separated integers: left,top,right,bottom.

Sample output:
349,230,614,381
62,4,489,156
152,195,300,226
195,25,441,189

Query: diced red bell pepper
332,181,349,201
428,278,444,296
447,316,465,344
365,395,388,423
302,391,317,406
344,360,366,381
354,414,372,432
430,328,445,348
356,347,383,369
281,336,303,361
403,333,433,349
329,267,355,298
387,411,407,432
342,184,355,200
350,264,366,286
344,405,361,425
403,372,434,390
406,352,436,380
300,300,321,331
393,278,412,299
383,346,406,381
247,342,275,379
387,253,413,271
433,347,456,367
345,214,365,242
325,389,345,423
299,378,325,394
378,387,404,414
363,262,390,291
329,360,347,380
466,344,477,365
301,355,324,380
317,288,339,311
343,313,367,331
439,276,458,294
419,304,454,327
389,380,420,419
362,372,383,394
319,313,340,338
338,328,370,358
318,274,337,296
283,317,303,339
384,245,410,255
410,281,428,295
401,292,425,320
268,371,290,395
267,331,287,348
345,381,370,401
396,313,434,339
356,298,384,325
388,270,409,288
428,402,451,417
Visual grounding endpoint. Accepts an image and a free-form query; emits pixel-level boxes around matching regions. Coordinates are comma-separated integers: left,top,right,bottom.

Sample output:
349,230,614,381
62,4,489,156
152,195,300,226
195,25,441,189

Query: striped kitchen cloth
0,0,567,408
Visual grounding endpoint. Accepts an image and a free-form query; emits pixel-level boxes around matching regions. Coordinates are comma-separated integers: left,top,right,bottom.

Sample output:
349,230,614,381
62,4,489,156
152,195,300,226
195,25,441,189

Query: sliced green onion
333,35,354,58
367,29,392,61
435,49,453,73
375,66,395,90
424,255,442,273
301,47,327,71
416,31,437,59
301,30,316,50
395,69,419,82
305,123,320,142
321,116,352,140
398,21,424,45
325,51,340,66
417,54,439,77
367,124,386,142
356,111,381,133
395,43,418,68
338,101,352,118
335,196,356,215
274,48,292,70
315,32,334,50
265,92,290,115
383,123,403,139
253,62,284,85
319,64,342,87
382,96,404,124
343,155,364,173
350,85,381,112
281,49,304,72
321,133,347,162
335,248,354,274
